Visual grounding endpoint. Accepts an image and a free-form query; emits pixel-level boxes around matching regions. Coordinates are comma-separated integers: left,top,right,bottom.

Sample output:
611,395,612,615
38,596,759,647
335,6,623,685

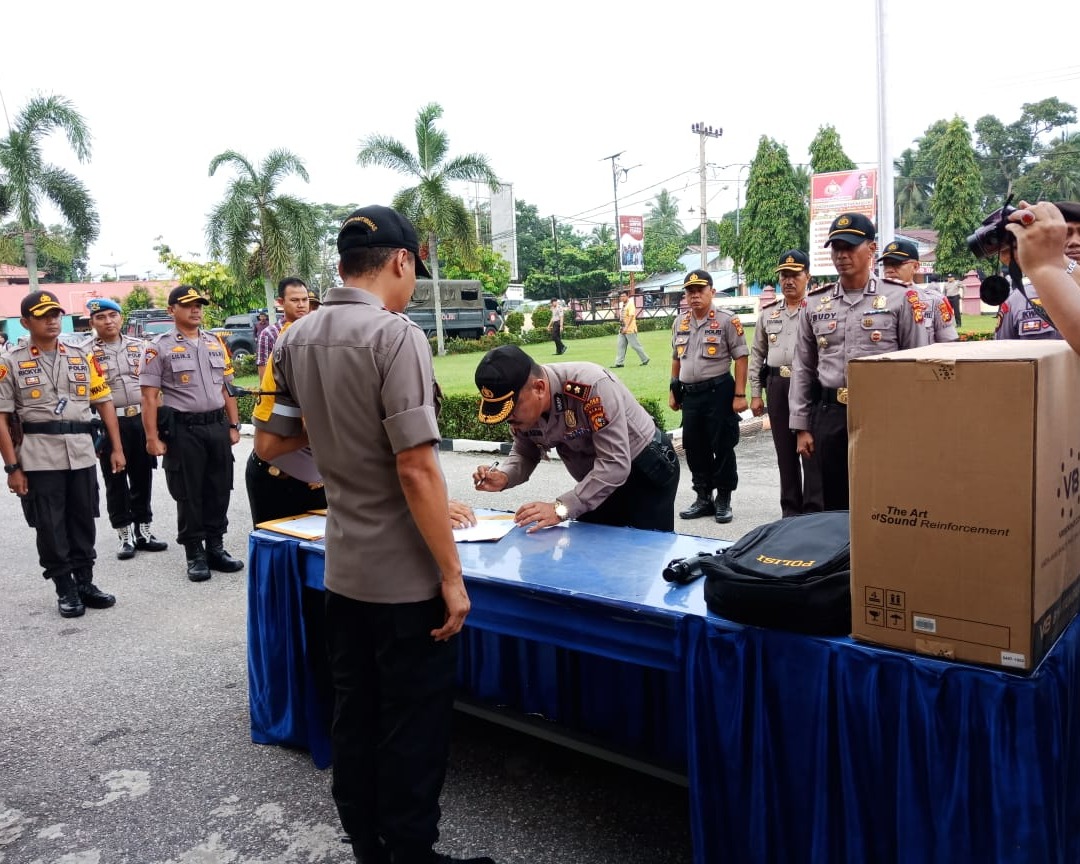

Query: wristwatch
229,423,242,431
4,462,22,475
554,499,569,520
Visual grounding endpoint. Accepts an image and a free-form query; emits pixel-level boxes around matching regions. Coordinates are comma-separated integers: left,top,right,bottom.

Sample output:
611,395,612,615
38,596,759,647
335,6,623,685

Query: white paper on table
453,515,516,543
256,513,327,540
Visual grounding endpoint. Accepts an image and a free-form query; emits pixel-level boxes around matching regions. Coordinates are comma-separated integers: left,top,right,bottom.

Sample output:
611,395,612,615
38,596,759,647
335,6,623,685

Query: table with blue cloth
247,522,1080,864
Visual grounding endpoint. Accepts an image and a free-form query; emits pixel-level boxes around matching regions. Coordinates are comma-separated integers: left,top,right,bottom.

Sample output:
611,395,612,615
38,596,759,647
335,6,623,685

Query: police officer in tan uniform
877,239,958,344
0,291,125,617
790,213,928,511
84,298,169,559
252,205,489,864
748,251,823,517
472,345,679,532
139,286,244,582
669,269,749,524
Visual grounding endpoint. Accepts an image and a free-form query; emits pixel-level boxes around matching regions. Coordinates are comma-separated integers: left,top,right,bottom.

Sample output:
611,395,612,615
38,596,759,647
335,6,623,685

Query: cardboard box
848,340,1080,671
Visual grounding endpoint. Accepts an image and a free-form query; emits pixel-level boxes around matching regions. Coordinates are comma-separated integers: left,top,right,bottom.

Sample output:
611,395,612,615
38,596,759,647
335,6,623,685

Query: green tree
439,239,512,294
358,102,500,355
0,94,99,290
309,202,358,296
1014,133,1080,202
514,200,550,281
121,284,156,314
0,221,89,282
929,117,983,277
206,148,321,314
975,98,1077,204
893,148,932,228
737,137,807,285
155,241,246,321
808,124,856,174
644,189,685,248
642,238,684,276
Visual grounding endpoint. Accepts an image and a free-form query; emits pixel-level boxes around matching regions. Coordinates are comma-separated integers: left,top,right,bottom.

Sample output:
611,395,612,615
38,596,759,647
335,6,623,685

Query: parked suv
208,311,270,359
123,309,173,340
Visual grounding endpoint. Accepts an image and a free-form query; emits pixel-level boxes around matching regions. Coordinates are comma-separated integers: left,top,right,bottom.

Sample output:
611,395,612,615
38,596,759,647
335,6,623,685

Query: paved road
0,428,784,864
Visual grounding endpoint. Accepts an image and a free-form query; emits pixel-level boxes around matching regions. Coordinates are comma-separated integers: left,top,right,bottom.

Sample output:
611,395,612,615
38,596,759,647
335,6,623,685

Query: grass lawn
236,313,999,431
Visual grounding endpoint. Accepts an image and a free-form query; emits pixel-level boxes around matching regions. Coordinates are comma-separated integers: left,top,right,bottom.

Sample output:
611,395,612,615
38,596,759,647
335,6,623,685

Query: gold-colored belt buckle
123,405,139,417
836,387,849,405
268,465,282,477
309,482,324,491
779,365,792,378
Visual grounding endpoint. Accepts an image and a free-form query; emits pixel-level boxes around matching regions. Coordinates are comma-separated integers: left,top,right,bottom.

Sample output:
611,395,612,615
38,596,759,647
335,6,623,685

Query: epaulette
880,276,909,287
760,297,782,310
807,282,834,296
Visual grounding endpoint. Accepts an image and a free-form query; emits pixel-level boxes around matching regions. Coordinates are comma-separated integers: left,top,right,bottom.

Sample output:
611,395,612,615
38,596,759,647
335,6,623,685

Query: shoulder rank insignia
761,297,781,310
807,282,834,296
563,380,592,402
881,276,909,287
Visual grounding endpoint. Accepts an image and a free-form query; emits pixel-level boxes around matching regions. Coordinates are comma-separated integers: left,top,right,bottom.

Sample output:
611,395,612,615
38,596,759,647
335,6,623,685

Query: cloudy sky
4,0,1078,280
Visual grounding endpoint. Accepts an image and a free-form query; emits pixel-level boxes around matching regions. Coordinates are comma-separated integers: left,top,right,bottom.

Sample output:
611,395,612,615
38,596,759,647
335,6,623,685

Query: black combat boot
206,538,244,573
185,541,211,582
134,522,168,552
714,490,733,524
52,573,85,618
679,492,715,520
74,567,116,609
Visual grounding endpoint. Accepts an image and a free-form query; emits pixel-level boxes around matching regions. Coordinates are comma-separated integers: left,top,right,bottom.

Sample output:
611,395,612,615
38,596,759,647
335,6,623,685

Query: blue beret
87,298,123,315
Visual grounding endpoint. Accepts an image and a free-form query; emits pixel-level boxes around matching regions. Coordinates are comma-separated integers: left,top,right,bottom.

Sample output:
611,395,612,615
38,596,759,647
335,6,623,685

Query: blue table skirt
248,525,1080,864
683,617,1080,864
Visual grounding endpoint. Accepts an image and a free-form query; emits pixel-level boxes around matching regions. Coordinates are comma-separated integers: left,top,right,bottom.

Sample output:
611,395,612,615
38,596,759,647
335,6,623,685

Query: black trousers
577,434,680,532
163,419,233,545
21,466,99,580
325,591,457,864
765,374,823,517
810,402,849,511
551,322,565,354
950,297,962,327
244,452,327,526
681,374,739,496
98,414,157,528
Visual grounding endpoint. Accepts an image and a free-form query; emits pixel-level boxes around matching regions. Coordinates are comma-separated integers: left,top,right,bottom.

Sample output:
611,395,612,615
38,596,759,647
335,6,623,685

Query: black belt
21,421,94,435
764,365,793,379
821,387,850,406
249,452,324,489
174,408,225,425
681,374,731,395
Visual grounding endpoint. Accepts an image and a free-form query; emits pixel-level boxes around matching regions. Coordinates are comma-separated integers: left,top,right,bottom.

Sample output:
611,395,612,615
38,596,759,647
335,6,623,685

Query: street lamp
691,123,723,269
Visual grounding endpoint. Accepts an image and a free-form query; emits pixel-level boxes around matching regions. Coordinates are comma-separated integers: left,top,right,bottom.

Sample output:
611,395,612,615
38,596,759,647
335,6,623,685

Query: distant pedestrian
943,274,963,327
547,297,566,355
613,292,649,367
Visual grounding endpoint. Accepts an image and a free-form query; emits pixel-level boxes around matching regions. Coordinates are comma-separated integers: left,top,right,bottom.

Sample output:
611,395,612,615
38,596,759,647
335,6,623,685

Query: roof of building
1,280,178,318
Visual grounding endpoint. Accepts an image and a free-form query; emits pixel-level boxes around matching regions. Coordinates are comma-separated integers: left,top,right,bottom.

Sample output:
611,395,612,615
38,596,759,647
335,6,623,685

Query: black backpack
701,511,851,635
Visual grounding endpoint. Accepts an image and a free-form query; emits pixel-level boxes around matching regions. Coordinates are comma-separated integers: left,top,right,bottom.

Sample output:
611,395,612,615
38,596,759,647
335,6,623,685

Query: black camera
662,552,712,585
966,203,1017,260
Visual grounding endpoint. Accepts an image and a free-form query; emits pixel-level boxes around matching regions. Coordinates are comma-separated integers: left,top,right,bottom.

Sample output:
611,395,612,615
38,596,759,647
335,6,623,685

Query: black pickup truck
208,311,269,359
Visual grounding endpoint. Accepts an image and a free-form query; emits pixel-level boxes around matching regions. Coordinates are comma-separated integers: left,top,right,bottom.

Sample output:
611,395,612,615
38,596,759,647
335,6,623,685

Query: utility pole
601,151,640,292
551,215,562,300
691,123,723,270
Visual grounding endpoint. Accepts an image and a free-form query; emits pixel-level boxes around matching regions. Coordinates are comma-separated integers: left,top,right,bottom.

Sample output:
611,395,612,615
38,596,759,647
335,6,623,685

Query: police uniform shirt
253,286,443,605
137,329,233,412
748,298,804,398
0,342,112,471
994,285,1062,341
882,278,959,345
496,362,657,520
87,334,145,411
789,274,928,431
671,307,749,384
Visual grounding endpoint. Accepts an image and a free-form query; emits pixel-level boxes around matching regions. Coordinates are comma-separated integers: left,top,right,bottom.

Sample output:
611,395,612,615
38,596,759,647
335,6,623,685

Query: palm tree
358,103,500,355
0,94,99,290
589,223,614,246
644,189,685,247
893,148,932,228
206,149,320,314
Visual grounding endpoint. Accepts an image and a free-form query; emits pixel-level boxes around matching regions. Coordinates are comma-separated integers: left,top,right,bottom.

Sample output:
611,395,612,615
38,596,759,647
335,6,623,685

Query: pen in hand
475,460,499,489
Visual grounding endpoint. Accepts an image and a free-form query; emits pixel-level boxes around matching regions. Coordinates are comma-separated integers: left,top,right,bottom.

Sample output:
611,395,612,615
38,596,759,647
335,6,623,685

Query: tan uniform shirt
497,362,658,520
253,286,444,604
671,308,749,384
789,275,928,431
748,298,804,398
138,329,233,412
0,342,112,470
86,335,145,411
621,301,639,334
883,278,959,345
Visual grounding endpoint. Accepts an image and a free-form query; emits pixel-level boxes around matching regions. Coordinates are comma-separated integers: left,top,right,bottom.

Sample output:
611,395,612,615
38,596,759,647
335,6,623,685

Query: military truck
406,280,504,339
